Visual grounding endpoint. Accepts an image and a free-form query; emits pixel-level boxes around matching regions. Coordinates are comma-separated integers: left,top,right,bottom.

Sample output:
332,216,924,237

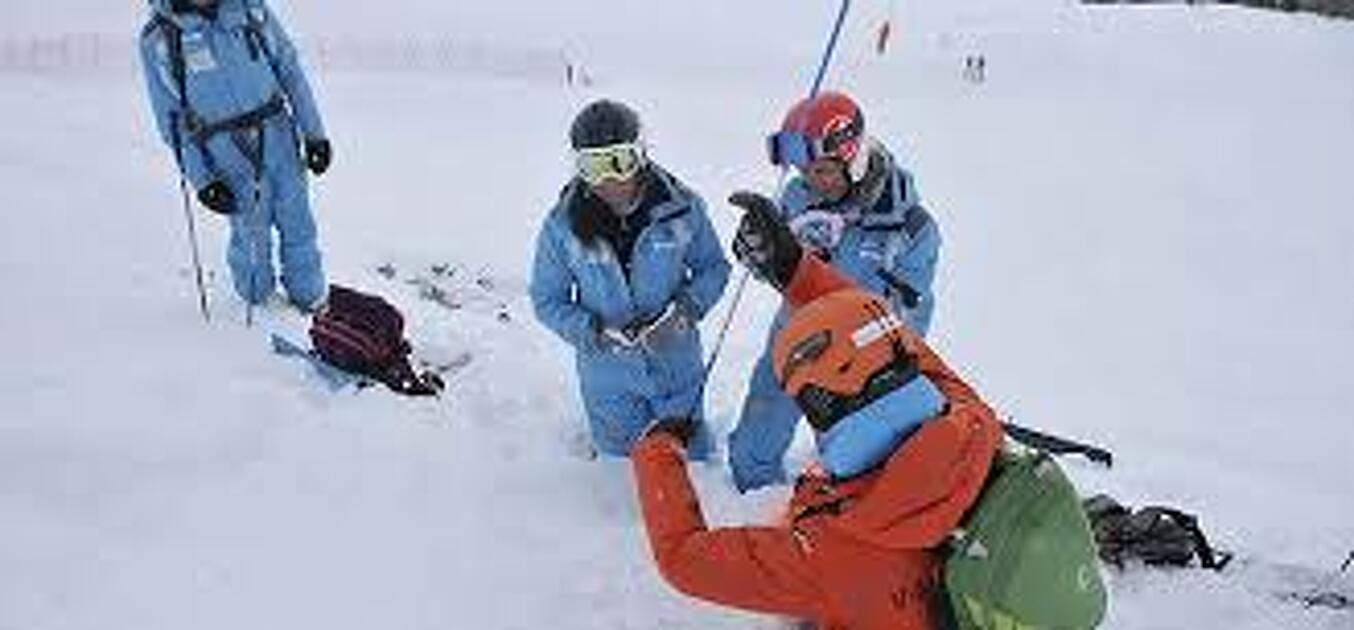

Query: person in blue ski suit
530,100,731,459
728,91,943,492
140,0,332,310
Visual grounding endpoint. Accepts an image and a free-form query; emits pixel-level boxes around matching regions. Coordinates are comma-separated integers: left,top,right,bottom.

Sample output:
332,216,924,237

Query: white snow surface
2,1,1353,628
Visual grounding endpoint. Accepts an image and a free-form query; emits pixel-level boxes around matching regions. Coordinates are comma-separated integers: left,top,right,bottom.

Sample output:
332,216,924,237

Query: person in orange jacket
631,191,1004,629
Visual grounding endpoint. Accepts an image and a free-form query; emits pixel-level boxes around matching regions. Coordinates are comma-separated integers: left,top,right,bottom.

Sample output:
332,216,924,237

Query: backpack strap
148,13,228,179
380,360,444,397
152,15,188,110
241,3,286,90
1139,506,1234,571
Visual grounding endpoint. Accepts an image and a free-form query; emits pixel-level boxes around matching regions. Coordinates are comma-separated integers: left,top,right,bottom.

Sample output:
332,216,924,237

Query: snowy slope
2,1,1352,628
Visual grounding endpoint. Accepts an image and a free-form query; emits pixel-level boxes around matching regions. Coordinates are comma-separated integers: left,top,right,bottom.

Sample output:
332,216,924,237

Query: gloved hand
788,210,849,253
197,181,236,215
623,299,694,351
592,318,640,354
729,191,802,290
305,138,332,176
642,416,698,449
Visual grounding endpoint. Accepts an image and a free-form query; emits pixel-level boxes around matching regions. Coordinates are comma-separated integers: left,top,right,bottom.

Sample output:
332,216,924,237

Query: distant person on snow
140,0,333,311
964,55,987,83
728,91,943,492
530,100,731,459
632,191,1001,629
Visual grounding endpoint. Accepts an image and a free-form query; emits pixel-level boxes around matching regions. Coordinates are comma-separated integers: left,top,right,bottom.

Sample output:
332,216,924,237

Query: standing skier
728,91,943,492
530,100,731,459
140,0,332,311
632,191,1001,629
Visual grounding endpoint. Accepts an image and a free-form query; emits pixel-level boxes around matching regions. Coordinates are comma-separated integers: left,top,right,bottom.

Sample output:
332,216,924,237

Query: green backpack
943,447,1108,629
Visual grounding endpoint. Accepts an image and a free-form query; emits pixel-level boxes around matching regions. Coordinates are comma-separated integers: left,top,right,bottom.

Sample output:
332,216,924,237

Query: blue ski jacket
727,145,942,492
778,147,940,331
530,167,731,456
139,0,328,306
140,0,325,190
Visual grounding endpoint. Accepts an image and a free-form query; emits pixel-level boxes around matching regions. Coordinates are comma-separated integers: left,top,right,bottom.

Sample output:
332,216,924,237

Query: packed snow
2,0,1352,628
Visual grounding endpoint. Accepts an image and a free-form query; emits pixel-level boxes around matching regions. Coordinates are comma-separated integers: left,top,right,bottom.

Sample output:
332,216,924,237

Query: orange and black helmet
773,288,921,432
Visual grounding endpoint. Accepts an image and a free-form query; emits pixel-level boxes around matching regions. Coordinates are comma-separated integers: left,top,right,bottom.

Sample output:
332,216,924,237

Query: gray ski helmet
570,100,641,150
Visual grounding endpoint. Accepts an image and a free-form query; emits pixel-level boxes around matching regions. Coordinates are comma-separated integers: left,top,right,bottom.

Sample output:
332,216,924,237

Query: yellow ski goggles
574,142,646,185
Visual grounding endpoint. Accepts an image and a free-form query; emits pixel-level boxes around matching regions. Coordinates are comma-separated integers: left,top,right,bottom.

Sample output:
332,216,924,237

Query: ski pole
1002,420,1114,467
170,116,211,322
808,0,853,99
682,0,855,421
245,128,266,327
682,269,752,422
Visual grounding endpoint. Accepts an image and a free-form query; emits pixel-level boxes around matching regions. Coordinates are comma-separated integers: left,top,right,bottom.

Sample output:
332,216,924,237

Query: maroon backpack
310,285,442,396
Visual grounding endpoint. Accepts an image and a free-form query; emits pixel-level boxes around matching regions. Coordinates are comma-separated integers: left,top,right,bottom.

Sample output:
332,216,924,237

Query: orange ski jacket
632,255,1003,629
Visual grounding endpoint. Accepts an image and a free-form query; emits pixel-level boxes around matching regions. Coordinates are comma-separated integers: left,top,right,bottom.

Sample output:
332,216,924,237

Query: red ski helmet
767,91,871,181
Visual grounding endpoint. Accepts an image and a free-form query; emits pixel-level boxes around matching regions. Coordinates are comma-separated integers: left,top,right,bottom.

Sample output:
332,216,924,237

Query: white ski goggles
575,142,646,186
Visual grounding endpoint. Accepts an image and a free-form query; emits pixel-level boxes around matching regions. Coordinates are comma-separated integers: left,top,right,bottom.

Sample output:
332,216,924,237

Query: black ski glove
729,191,802,291
643,416,698,449
305,138,332,176
197,181,236,215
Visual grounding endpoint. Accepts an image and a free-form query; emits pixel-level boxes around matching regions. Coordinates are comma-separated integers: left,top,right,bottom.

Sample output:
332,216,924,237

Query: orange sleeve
631,435,822,618
783,253,853,308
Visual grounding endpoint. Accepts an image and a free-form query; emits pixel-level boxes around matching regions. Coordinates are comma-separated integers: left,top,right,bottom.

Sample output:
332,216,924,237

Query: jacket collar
801,146,910,230
789,409,1003,551
563,164,689,225
150,0,250,29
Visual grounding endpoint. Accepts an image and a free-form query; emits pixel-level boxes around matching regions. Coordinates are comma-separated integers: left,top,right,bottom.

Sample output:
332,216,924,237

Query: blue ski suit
140,0,327,307
530,168,731,458
728,146,942,492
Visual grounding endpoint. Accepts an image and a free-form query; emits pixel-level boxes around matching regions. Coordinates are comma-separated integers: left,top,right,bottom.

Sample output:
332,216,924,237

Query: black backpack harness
146,6,289,174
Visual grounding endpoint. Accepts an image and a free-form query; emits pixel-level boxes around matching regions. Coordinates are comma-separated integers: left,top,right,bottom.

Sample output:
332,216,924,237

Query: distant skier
728,91,943,492
964,54,987,83
140,0,332,311
631,192,1002,629
529,100,731,459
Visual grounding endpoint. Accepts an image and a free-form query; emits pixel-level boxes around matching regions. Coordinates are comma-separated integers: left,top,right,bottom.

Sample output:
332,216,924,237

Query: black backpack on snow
1082,494,1233,571
310,285,442,396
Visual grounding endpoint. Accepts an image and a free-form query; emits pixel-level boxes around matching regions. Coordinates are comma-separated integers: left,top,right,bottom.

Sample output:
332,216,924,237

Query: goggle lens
766,115,863,169
575,143,645,185
766,131,815,168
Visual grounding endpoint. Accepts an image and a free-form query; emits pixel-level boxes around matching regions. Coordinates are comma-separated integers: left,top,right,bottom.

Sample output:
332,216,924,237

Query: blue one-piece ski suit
530,168,731,458
140,0,327,307
728,146,942,491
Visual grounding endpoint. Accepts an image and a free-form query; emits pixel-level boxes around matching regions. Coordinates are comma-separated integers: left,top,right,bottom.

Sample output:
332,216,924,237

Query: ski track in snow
2,1,1353,628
